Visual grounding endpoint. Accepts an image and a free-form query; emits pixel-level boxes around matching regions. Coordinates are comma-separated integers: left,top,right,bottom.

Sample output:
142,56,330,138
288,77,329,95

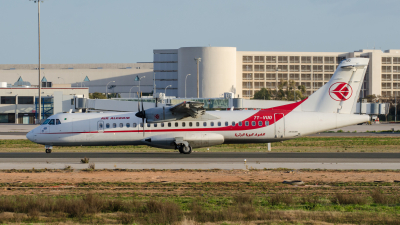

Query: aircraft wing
169,101,205,118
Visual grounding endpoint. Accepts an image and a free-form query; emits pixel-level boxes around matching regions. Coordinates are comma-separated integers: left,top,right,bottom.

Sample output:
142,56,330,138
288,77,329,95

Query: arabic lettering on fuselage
235,133,265,137
101,117,130,120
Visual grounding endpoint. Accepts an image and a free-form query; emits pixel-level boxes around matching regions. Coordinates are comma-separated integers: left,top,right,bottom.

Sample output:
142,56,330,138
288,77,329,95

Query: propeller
134,93,146,136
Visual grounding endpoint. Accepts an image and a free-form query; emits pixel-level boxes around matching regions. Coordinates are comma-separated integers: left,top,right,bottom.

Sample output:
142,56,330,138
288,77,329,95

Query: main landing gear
45,145,53,154
178,145,192,154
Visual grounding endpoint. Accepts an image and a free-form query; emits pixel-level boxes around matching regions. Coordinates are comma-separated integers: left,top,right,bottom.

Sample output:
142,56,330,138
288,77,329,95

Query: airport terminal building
154,47,400,99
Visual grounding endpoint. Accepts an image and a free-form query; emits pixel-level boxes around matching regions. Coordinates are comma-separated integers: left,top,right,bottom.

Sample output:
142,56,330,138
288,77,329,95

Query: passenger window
258,121,262,126
225,121,228,126
48,119,55,125
113,123,117,128
196,122,200,127
175,122,179,127
189,122,192,127
203,122,207,126
232,121,236,126
147,123,151,127
126,123,130,128
56,119,61,125
140,123,143,127
239,121,242,126
182,122,186,127
161,123,164,127
265,121,269,126
106,123,110,128
211,122,214,126
252,121,256,126
99,123,103,129
168,123,171,127
245,121,249,126
218,122,221,126
119,123,123,128
133,123,137,128
154,123,158,127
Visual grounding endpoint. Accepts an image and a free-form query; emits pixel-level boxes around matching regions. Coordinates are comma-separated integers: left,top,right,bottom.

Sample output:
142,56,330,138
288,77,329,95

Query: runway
1,152,400,170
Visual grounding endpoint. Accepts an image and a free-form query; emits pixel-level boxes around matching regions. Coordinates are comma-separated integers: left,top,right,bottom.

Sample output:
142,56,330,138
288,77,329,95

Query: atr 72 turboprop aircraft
27,58,370,154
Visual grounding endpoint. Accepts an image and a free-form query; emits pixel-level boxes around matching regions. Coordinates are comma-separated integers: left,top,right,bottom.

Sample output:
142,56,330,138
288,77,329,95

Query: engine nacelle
142,133,224,149
144,106,187,123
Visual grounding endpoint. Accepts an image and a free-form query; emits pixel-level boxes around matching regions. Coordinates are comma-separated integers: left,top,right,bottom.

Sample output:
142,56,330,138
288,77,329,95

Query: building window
301,65,311,72
266,56,276,63
254,82,264,89
266,73,276,80
324,65,334,72
254,73,264,80
393,66,400,73
313,65,323,72
242,73,252,80
42,82,52,87
382,57,392,64
290,56,300,63
289,74,299,80
382,91,391,97
254,65,264,72
301,56,311,63
393,57,400,64
278,56,288,63
324,74,333,80
382,74,391,81
313,57,323,64
17,96,34,104
301,82,311,89
277,65,288,72
314,74,323,81
314,82,323,88
242,82,253,89
393,83,400,89
243,56,253,63
324,57,335,64
290,65,299,72
382,83,391,89
393,74,400,81
254,56,264,63
278,73,288,80
301,74,311,80
382,66,392,73
242,90,253,97
266,82,276,88
243,65,252,71
266,65,276,72
394,91,400,97
1,96,16,104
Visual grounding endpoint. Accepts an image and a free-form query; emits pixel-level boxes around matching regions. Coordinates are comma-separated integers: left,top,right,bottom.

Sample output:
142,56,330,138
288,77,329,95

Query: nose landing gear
45,145,53,154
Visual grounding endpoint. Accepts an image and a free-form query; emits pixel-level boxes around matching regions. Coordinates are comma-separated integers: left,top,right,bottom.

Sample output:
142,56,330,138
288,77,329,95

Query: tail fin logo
329,82,353,101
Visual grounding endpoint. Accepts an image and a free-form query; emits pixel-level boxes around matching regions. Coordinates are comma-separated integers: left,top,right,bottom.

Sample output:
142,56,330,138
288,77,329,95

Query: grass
2,137,400,153
0,184,399,224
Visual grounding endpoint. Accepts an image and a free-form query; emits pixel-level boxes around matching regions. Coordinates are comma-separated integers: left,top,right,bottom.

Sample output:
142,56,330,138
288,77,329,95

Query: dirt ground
0,170,399,184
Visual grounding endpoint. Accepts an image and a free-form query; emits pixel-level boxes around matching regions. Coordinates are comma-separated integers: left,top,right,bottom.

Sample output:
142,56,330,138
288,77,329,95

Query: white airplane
27,58,370,154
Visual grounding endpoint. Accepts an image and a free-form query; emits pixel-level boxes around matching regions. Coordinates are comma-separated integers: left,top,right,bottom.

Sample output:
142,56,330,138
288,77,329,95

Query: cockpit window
56,119,61,125
48,119,55,125
41,119,50,125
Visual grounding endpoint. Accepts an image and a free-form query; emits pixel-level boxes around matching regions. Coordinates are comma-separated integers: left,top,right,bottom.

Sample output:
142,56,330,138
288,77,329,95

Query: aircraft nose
26,130,34,142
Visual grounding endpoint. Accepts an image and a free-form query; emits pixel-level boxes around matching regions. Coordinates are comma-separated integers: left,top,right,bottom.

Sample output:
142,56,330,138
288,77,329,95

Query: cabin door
274,113,285,138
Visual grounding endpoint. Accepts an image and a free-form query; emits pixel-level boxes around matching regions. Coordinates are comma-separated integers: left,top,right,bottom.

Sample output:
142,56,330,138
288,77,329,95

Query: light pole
185,74,191,98
31,0,42,123
129,86,138,98
106,81,115,99
135,75,146,97
194,58,201,98
165,85,172,96
395,93,398,123
58,77,65,84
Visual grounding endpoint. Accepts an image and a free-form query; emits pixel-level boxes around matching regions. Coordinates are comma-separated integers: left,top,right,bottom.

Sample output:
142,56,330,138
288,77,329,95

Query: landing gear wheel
178,147,184,154
45,149,52,154
180,145,192,154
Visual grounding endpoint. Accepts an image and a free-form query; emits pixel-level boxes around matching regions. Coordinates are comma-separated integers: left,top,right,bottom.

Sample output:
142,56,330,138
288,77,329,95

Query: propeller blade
141,101,145,136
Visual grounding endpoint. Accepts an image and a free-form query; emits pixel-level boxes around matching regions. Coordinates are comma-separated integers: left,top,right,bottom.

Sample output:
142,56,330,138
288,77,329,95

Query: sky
1,0,399,64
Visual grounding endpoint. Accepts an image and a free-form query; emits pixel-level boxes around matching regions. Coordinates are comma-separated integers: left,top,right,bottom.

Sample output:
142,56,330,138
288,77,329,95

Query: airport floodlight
165,85,172,96
185,74,191,98
106,81,115,99
135,76,146,96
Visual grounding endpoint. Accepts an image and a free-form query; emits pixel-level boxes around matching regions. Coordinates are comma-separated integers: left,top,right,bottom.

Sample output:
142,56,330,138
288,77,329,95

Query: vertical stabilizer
301,58,369,114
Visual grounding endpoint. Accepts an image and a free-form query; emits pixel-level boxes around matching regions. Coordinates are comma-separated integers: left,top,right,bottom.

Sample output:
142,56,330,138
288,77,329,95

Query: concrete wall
177,47,237,98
